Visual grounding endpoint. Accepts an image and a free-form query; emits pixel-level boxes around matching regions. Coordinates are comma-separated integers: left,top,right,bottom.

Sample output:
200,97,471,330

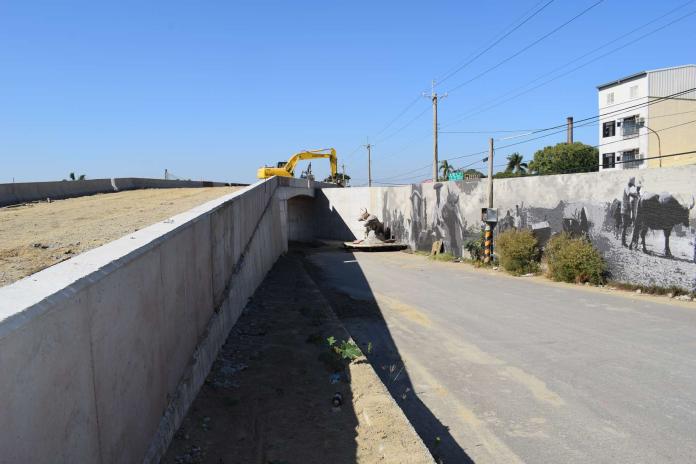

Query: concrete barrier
0,178,286,463
0,178,246,207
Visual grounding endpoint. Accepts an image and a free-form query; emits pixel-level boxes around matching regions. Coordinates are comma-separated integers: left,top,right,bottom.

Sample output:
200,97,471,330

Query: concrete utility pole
342,163,346,185
424,80,447,181
567,116,574,144
483,138,495,264
363,138,372,187
487,138,494,208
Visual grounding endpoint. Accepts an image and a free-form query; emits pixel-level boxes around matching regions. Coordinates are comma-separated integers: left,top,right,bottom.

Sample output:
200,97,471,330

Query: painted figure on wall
629,193,694,258
374,174,694,291
621,177,641,247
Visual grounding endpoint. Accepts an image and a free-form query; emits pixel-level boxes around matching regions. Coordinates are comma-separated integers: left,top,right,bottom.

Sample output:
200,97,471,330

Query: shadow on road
298,243,474,464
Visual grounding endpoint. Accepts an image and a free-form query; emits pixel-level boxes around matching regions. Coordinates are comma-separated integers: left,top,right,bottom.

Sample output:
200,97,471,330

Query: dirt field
163,252,432,464
0,187,241,287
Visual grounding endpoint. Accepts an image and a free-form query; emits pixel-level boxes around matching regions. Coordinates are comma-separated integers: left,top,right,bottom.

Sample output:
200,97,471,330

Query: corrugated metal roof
597,64,696,90
648,65,696,98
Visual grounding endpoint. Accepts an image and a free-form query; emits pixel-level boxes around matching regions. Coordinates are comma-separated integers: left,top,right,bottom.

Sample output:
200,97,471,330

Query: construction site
3,2,696,463
1,149,696,463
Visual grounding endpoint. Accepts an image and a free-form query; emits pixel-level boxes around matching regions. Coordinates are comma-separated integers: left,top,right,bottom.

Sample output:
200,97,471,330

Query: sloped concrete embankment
0,178,286,463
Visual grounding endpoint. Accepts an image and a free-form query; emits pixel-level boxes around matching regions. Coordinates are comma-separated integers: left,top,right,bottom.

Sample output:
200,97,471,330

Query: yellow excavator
257,148,342,184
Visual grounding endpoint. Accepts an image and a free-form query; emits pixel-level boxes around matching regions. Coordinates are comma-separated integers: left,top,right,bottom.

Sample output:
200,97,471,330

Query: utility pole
164,169,168,180
342,163,346,186
424,80,447,181
363,138,372,187
487,138,494,208
567,116,574,144
483,138,495,264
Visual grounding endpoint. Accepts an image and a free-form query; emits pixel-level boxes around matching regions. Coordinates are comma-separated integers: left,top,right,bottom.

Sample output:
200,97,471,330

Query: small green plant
327,336,362,361
366,341,373,355
495,229,540,275
545,233,606,284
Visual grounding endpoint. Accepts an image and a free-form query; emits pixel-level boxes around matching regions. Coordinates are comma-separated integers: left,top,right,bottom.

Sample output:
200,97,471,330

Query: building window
630,85,639,99
622,149,642,169
602,121,616,138
606,92,615,105
622,116,639,137
602,153,616,169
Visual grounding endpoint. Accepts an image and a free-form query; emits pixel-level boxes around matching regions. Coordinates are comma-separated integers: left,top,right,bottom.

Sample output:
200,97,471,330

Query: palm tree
505,153,528,174
439,160,453,181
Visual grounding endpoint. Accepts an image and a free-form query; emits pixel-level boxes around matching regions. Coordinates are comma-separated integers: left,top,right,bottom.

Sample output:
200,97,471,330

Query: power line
444,0,604,94
371,95,424,139
443,3,696,128
373,150,696,184
368,2,693,182
440,129,541,134
373,106,431,145
368,0,556,147
450,88,696,157
436,0,555,86
379,99,696,182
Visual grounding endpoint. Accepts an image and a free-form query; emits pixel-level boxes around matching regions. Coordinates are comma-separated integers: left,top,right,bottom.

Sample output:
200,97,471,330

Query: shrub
495,229,540,275
464,227,486,261
546,233,606,284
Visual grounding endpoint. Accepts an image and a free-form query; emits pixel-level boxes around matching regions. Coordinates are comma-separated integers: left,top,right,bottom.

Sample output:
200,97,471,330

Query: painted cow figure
629,192,694,258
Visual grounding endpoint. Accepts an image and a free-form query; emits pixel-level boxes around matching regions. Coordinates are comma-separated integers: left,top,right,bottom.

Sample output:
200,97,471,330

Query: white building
597,64,696,171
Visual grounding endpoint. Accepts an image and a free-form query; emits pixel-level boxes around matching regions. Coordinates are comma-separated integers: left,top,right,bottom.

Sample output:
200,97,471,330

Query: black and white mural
370,169,696,291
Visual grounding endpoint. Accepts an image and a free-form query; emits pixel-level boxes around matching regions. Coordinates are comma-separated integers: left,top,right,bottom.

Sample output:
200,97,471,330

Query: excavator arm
257,148,338,180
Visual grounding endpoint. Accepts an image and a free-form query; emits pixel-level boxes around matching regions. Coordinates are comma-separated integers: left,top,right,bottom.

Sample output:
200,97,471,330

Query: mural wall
319,165,696,291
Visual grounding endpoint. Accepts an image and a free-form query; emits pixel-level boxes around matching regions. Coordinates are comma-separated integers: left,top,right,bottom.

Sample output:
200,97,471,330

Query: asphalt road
306,247,696,464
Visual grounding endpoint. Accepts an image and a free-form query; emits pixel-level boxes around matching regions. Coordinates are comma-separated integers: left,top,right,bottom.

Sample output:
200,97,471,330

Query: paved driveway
306,248,696,463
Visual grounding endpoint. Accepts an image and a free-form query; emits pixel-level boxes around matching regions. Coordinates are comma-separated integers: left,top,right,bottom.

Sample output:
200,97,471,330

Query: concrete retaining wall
0,178,286,463
0,178,244,207
316,166,696,291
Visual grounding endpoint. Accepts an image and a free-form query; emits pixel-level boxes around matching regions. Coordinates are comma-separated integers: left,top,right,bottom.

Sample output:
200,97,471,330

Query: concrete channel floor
162,252,432,464
303,245,696,464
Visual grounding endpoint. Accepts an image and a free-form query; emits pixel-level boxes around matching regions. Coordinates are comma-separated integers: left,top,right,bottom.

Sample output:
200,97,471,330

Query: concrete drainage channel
0,177,433,463
162,252,433,463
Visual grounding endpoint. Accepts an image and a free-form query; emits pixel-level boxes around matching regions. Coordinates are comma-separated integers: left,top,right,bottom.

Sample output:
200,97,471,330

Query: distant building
597,64,696,171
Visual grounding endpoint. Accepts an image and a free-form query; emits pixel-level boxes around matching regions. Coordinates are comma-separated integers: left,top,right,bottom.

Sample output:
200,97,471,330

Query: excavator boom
257,148,338,181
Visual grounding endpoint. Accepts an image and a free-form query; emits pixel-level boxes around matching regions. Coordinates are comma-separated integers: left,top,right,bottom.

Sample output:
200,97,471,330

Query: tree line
439,142,599,181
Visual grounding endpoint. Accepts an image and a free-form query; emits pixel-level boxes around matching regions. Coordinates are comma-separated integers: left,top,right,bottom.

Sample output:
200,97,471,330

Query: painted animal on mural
629,193,695,258
357,208,390,241
562,207,590,238
608,199,623,239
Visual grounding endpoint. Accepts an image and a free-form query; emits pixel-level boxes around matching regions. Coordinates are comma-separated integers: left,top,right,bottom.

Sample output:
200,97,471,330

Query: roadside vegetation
495,229,540,275
545,233,606,285
607,281,695,300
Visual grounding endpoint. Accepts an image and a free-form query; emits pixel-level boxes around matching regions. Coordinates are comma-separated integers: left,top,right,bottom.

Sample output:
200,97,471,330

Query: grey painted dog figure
358,208,389,241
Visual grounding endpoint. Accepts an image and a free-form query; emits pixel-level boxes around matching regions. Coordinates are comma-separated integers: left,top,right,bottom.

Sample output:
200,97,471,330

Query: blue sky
1,0,694,184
